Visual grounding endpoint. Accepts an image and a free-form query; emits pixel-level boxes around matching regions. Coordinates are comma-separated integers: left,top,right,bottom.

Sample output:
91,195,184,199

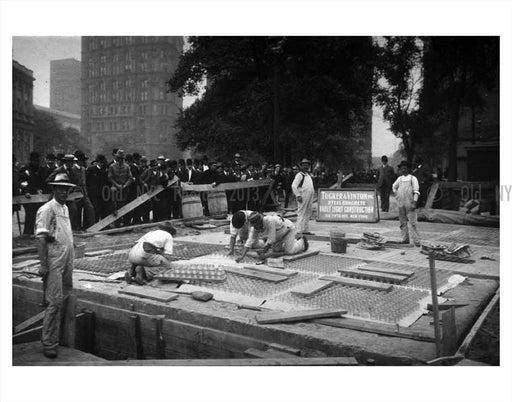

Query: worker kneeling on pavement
227,210,254,256
235,212,308,263
126,221,176,284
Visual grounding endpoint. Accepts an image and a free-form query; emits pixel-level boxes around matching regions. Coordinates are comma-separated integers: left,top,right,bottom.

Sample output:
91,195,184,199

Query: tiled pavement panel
285,254,363,275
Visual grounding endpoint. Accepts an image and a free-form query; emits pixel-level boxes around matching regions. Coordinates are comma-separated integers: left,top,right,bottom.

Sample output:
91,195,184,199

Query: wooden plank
128,314,143,359
84,249,114,257
427,302,469,311
13,325,43,345
87,181,176,232
223,267,289,283
119,285,180,302
290,280,334,297
319,276,393,292
442,308,458,356
357,265,414,278
266,257,285,268
12,247,38,256
12,190,83,205
12,260,40,271
60,294,76,348
282,250,320,262
181,179,273,193
152,315,166,359
244,347,298,358
256,308,347,324
424,182,440,209
243,265,298,278
316,318,436,342
13,310,45,334
268,343,301,356
337,268,407,284
26,357,359,366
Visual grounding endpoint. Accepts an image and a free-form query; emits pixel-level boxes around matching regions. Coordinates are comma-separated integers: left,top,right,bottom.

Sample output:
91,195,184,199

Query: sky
12,36,399,157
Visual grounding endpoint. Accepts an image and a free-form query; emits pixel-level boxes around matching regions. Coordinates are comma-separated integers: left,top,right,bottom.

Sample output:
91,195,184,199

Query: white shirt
291,171,314,196
137,230,174,254
230,210,252,236
35,198,73,248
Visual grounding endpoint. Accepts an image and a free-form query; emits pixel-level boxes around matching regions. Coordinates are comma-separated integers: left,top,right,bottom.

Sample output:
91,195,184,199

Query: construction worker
227,210,254,256
125,221,177,285
35,173,76,358
392,161,421,246
235,212,308,263
292,158,315,235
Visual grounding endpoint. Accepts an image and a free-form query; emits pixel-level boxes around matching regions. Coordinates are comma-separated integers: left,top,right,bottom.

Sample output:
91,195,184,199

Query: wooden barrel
207,191,228,216
181,193,204,219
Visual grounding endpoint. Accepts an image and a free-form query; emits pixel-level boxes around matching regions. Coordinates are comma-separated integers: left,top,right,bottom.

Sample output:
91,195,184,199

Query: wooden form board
84,250,114,258
243,265,298,278
319,275,393,292
181,179,273,193
223,267,289,283
356,265,414,278
424,182,440,209
12,260,40,271
119,285,179,302
337,268,407,284
256,308,347,324
12,190,83,205
13,310,45,334
282,250,320,262
290,280,334,297
244,347,298,358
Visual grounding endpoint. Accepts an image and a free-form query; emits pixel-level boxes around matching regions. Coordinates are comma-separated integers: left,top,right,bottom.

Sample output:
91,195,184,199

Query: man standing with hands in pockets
292,158,315,235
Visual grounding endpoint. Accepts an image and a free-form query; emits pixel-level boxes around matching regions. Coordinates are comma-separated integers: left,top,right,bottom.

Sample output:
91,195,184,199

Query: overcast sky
12,36,398,156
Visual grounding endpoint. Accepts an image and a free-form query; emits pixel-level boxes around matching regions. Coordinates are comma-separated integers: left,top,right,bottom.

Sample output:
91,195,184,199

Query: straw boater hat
48,173,76,187
62,154,78,162
299,158,311,165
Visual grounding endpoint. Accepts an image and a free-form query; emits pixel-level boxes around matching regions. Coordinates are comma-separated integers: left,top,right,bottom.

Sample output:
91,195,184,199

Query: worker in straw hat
125,221,177,285
291,158,315,235
34,173,77,359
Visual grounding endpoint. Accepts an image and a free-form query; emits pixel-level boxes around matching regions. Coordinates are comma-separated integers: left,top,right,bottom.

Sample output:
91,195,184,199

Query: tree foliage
33,109,88,155
169,37,377,168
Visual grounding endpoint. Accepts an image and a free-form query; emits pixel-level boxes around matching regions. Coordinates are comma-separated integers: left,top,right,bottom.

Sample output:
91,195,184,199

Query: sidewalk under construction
12,217,499,366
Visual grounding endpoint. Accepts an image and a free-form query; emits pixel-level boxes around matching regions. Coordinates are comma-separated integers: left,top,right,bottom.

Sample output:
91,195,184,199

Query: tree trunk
447,89,461,181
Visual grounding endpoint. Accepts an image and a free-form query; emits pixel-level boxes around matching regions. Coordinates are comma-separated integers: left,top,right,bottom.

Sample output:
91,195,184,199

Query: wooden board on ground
13,310,45,334
12,260,40,271
223,267,288,283
290,280,334,297
357,265,414,278
243,265,298,278
119,285,179,302
282,250,320,262
266,257,285,268
244,347,298,358
319,275,393,292
84,249,114,258
256,308,347,324
338,267,407,284
191,224,218,230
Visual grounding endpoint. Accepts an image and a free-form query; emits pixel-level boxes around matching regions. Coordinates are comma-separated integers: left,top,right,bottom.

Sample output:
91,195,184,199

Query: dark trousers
166,188,182,219
73,195,96,230
379,186,392,212
23,203,44,235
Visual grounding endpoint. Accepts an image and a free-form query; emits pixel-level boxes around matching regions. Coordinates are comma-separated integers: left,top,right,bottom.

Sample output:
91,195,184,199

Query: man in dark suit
179,158,200,184
19,152,47,235
377,155,396,212
87,155,109,222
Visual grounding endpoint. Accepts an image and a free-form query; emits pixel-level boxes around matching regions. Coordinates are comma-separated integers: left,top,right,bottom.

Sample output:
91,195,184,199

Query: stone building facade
50,58,81,115
81,36,184,159
13,60,35,163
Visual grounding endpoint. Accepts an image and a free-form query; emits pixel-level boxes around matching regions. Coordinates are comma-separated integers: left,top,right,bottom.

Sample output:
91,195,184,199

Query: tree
168,37,377,168
420,37,499,180
33,109,89,155
374,36,423,163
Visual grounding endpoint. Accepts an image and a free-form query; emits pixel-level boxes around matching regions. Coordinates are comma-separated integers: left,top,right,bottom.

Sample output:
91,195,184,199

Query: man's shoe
134,266,146,285
302,236,309,252
124,271,133,284
43,348,57,359
302,231,315,236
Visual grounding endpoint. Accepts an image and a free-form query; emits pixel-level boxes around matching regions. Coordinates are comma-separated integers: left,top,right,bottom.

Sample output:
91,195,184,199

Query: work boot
124,271,133,284
302,236,309,252
134,266,145,285
43,348,57,359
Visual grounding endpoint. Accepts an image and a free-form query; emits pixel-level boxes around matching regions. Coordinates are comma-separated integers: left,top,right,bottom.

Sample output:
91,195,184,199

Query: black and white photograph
2,1,511,402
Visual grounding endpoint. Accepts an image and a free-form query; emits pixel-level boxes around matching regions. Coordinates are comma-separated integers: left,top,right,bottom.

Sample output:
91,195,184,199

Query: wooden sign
316,188,379,223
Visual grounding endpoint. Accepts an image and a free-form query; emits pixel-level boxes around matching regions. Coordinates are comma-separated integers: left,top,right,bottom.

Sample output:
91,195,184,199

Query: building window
140,80,148,101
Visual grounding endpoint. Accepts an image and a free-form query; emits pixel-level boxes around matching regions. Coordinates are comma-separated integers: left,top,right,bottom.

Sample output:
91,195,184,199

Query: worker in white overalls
392,161,421,246
292,158,315,235
235,212,308,263
227,209,254,256
126,221,176,284
35,173,76,359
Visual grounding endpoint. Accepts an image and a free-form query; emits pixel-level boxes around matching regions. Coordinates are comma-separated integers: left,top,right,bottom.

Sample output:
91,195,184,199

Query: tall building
50,58,81,115
81,36,184,158
13,60,35,163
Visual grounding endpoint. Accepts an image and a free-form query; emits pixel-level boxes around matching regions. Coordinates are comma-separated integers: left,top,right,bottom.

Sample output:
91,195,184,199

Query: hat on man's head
157,221,177,236
56,153,65,161
234,153,241,158
95,154,107,164
299,158,311,165
29,152,40,162
157,155,166,161
74,150,88,161
49,173,77,187
248,211,263,226
398,160,411,169
381,155,388,163
140,156,148,162
62,154,78,162
46,153,56,161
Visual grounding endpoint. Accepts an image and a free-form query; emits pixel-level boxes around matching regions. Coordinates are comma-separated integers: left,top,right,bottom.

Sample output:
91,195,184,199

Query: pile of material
357,232,386,250
421,242,473,263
